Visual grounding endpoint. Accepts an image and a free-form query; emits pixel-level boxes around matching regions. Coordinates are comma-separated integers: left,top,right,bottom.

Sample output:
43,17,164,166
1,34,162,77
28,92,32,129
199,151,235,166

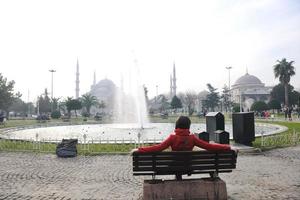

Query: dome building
231,72,272,111
89,78,117,114
90,79,116,102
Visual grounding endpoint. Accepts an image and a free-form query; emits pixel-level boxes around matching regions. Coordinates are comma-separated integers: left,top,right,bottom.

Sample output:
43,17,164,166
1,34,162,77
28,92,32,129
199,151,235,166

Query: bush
232,103,240,112
51,110,61,119
82,112,90,118
251,101,268,112
94,112,103,121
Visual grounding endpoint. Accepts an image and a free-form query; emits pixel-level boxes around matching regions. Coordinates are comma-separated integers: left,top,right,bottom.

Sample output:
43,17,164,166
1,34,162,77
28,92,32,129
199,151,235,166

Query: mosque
230,71,272,111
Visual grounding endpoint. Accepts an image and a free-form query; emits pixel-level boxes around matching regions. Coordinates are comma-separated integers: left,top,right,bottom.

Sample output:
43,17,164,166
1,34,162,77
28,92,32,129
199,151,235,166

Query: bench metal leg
175,173,182,180
152,174,156,180
209,171,219,179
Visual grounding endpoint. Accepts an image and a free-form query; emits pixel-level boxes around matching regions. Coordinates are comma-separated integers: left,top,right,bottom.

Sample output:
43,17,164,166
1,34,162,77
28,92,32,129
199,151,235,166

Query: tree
81,94,98,117
170,95,182,110
143,85,149,105
159,95,170,112
270,83,300,106
38,89,51,114
273,58,295,107
182,91,197,116
0,73,17,118
268,99,281,113
250,101,268,112
51,97,60,111
58,101,67,115
51,110,61,119
65,97,82,117
9,97,27,116
202,84,220,111
221,85,233,112
232,103,241,112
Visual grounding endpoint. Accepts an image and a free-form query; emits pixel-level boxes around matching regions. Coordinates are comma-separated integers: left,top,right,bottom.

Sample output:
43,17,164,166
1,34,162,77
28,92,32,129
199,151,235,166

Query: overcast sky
0,0,299,102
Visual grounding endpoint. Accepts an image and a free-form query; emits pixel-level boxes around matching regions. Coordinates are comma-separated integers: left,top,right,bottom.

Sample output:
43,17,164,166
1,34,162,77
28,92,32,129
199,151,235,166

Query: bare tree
181,91,197,116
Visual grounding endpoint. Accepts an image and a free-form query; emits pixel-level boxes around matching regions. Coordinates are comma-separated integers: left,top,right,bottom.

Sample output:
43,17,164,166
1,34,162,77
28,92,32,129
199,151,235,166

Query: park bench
132,150,237,180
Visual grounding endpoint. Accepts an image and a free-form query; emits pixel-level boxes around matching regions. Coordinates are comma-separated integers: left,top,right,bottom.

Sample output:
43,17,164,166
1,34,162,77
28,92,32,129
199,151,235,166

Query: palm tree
65,97,82,118
65,97,74,117
51,97,60,111
81,94,98,117
273,58,296,107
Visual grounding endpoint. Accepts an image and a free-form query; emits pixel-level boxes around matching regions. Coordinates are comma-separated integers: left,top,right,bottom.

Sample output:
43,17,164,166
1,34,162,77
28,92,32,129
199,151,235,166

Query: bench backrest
132,150,237,177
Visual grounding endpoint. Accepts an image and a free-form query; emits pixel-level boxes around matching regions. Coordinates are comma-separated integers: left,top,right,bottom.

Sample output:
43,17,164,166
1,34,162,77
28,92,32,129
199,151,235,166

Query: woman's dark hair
175,116,191,129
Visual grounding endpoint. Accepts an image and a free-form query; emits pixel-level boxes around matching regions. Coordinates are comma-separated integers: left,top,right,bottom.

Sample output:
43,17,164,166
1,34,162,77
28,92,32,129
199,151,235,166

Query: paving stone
0,145,299,199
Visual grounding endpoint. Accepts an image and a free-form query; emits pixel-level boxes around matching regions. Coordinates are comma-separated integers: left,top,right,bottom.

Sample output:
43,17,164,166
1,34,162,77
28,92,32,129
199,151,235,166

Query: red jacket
138,128,231,153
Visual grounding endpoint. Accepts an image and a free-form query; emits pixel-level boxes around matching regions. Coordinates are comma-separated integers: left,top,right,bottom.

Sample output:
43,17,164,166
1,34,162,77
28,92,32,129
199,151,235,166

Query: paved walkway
0,146,300,200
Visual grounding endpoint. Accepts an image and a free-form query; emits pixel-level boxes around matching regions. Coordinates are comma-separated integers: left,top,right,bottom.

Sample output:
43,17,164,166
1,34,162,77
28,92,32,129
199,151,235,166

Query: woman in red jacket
136,116,233,153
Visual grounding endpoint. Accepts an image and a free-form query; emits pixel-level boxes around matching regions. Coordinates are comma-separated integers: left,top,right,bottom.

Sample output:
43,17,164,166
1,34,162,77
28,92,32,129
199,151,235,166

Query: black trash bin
206,112,225,142
56,139,78,157
232,112,255,146
214,130,230,144
197,131,210,142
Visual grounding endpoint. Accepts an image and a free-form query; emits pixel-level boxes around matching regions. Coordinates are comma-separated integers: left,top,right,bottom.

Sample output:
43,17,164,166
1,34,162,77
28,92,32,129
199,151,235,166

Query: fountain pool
0,123,287,143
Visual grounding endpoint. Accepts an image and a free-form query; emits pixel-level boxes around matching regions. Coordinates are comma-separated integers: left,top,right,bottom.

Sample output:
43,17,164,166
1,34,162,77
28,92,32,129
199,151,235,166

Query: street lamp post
49,69,56,99
226,66,232,112
225,66,232,90
49,69,56,112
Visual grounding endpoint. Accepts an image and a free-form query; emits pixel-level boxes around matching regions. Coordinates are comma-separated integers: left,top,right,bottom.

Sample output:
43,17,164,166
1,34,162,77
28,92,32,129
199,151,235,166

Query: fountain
113,61,149,128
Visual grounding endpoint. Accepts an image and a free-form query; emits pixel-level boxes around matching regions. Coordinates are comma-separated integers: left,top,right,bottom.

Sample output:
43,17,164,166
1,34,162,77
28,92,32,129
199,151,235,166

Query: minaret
120,74,124,92
75,59,80,99
170,75,173,98
172,62,177,96
93,70,96,86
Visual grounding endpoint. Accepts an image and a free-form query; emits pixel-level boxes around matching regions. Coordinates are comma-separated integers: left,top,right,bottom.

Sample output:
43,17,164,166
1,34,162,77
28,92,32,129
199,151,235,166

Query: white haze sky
0,0,300,102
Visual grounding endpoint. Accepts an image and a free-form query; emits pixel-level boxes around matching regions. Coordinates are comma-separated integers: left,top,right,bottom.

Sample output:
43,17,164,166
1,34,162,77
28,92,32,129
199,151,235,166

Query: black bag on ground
56,139,78,157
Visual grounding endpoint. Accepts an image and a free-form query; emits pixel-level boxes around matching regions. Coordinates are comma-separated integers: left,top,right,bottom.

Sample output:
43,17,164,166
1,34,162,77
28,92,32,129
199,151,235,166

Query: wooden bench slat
133,151,233,155
133,159,235,166
133,169,233,176
133,154,236,161
133,164,236,171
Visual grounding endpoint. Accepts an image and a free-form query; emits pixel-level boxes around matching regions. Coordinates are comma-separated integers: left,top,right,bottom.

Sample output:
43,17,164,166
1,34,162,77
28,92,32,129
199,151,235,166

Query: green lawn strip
253,120,300,150
0,139,137,154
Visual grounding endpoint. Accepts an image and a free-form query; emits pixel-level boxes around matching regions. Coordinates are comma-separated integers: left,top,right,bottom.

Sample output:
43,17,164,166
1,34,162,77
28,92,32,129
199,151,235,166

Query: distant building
90,78,117,114
231,72,272,111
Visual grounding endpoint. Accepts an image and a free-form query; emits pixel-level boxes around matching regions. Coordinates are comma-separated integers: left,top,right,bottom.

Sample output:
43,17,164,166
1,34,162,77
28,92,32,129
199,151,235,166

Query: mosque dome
95,79,116,89
90,78,116,102
233,73,263,86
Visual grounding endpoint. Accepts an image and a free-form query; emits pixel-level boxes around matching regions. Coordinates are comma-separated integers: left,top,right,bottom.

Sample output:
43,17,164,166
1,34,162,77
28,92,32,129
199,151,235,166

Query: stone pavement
0,146,300,200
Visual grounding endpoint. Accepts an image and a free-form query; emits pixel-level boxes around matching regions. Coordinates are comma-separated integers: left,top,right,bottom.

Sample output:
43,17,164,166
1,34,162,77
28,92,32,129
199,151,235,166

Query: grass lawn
252,120,300,150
